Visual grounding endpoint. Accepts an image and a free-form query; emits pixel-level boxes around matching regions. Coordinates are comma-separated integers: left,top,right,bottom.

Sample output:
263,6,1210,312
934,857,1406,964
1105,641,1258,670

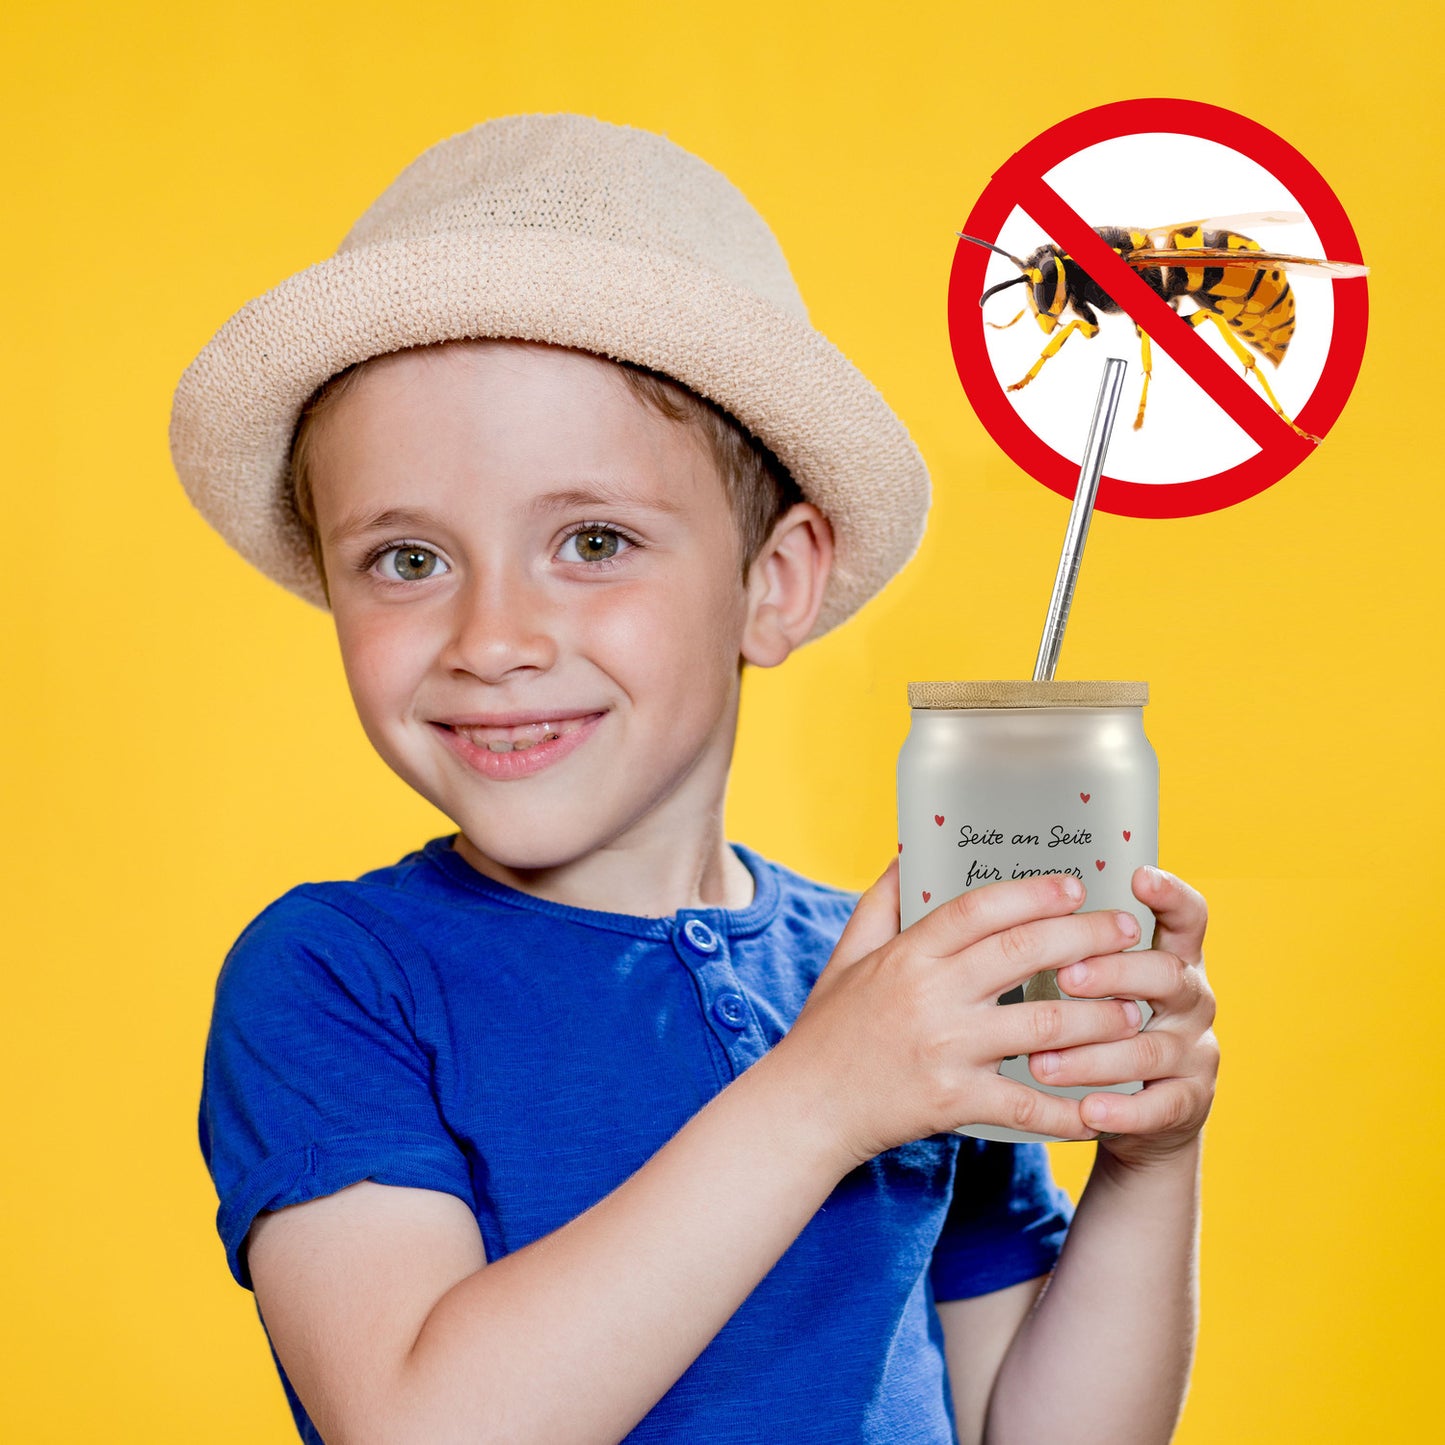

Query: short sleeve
928,1138,1075,1302
198,889,475,1290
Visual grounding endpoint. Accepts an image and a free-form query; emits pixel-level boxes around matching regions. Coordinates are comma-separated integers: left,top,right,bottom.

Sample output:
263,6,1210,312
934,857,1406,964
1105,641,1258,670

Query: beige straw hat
169,113,931,640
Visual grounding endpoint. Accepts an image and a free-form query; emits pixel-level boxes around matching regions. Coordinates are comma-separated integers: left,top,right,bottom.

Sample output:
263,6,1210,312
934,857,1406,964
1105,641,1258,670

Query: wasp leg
1134,325,1153,430
1007,317,1099,393
1186,309,1320,444
986,307,1027,331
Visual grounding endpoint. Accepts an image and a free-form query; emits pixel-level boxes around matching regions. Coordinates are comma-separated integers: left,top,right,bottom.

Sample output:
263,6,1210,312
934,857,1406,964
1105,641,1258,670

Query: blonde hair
287,342,804,603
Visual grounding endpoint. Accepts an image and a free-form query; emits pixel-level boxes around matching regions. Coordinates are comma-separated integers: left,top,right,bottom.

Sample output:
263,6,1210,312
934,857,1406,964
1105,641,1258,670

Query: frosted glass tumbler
897,680,1157,1143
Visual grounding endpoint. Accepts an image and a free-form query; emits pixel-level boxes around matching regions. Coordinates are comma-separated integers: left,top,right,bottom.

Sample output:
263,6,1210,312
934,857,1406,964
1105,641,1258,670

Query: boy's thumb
828,856,902,971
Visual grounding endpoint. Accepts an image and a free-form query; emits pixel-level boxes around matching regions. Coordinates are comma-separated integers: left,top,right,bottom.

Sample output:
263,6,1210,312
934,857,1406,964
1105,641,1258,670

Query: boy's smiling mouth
432,714,607,778
446,715,598,753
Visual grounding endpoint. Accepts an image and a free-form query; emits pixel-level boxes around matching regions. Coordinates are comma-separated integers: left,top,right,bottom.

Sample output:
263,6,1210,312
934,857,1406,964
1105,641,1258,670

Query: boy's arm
932,1144,1200,1445
932,1153,1200,1445
979,1138,1201,1445
936,1277,1049,1445
248,1050,847,1445
976,867,1216,1445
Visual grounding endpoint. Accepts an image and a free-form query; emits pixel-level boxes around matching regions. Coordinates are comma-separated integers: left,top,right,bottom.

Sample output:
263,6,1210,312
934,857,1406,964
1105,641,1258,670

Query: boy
175,115,1218,1444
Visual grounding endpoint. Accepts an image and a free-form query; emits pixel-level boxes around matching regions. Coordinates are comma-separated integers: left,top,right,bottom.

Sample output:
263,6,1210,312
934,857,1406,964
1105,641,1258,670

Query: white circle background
978,133,1338,486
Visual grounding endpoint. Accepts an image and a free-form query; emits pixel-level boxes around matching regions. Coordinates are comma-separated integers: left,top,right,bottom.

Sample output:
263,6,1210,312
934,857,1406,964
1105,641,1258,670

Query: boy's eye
377,545,449,582
559,528,630,564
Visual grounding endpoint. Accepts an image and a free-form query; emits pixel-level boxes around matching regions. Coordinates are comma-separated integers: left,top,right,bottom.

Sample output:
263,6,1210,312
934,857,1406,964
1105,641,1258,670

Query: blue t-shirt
199,836,1074,1443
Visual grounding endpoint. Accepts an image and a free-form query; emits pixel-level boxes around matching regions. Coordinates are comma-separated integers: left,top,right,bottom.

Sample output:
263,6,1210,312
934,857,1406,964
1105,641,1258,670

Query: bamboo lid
908,680,1148,709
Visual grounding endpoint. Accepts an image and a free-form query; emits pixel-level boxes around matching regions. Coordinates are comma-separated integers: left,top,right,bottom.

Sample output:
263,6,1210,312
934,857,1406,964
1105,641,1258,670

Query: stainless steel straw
1032,357,1128,682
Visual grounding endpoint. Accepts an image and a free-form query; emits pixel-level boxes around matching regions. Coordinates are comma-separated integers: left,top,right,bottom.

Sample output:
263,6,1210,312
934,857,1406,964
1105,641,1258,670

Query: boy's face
306,341,780,885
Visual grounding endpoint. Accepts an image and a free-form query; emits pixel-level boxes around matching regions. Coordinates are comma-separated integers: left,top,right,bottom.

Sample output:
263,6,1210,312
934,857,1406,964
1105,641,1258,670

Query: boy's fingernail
1036,1051,1061,1077
1060,963,1088,988
1062,876,1084,902
1123,1000,1142,1027
1116,911,1139,940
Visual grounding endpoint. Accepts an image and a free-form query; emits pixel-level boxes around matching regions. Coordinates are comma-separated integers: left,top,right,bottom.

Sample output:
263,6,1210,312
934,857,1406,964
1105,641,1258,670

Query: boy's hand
775,859,1150,1168
1031,867,1218,1171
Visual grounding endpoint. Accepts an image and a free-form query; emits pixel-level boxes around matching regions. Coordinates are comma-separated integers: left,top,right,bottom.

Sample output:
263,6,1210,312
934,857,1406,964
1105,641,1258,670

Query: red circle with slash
948,99,1368,517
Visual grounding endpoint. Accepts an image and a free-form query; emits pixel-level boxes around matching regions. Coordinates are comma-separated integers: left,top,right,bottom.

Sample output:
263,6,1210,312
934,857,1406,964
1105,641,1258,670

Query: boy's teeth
455,718,585,752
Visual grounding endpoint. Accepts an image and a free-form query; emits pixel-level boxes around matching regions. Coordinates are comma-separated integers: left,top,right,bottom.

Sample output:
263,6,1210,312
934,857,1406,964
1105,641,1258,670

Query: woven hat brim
169,230,931,641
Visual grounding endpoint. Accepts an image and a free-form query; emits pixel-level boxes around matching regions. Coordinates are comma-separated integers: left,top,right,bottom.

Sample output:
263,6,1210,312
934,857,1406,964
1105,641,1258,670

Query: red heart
1080,792,1091,803
922,890,931,902
1094,859,1106,871
897,842,903,853
1122,830,1131,842
933,814,945,826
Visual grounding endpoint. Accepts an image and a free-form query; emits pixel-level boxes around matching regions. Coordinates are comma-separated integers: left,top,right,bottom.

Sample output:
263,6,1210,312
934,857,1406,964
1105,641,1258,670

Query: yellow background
6,2,1439,1439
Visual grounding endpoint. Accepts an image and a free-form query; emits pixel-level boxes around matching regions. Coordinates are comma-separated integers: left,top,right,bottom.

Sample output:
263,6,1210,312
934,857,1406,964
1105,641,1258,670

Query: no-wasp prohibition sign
948,99,1368,517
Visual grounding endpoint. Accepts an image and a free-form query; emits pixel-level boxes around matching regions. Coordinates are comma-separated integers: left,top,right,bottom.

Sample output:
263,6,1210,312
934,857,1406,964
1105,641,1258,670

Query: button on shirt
199,836,1074,1445
682,917,719,953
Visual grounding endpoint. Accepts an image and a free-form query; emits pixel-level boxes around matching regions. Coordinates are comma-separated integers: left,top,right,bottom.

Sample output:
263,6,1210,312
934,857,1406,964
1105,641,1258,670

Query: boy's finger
1132,868,1207,964
1056,947,1204,1013
962,1075,1099,1143
994,996,1144,1070
908,873,1086,960
968,907,1144,999
1078,1077,1206,1140
827,857,902,970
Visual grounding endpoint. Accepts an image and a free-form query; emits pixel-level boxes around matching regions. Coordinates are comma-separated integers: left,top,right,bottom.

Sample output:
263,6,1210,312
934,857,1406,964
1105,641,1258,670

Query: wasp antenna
979,276,1028,307
957,232,1029,269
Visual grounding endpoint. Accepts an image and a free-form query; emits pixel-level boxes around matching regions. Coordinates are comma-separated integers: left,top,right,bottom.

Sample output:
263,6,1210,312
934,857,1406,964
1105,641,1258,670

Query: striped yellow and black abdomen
1185,228,1296,366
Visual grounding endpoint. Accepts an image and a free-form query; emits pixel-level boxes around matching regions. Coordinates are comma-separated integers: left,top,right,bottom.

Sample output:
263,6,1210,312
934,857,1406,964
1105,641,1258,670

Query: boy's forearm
381,1048,850,1445
983,1135,1203,1445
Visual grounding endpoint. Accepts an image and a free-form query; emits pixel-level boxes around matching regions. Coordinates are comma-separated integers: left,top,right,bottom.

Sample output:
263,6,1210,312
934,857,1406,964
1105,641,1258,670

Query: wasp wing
1142,213,1307,246
1124,247,1369,278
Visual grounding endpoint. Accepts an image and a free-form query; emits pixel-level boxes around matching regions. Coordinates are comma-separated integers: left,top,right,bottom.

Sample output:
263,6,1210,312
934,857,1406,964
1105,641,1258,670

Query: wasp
959,213,1368,443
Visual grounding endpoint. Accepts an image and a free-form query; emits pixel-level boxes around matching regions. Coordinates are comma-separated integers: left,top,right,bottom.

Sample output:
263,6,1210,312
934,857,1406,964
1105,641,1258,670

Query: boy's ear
740,502,835,668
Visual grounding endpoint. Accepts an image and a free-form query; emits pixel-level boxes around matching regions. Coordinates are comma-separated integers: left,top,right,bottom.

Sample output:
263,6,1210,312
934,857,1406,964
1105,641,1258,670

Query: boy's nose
440,566,560,683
